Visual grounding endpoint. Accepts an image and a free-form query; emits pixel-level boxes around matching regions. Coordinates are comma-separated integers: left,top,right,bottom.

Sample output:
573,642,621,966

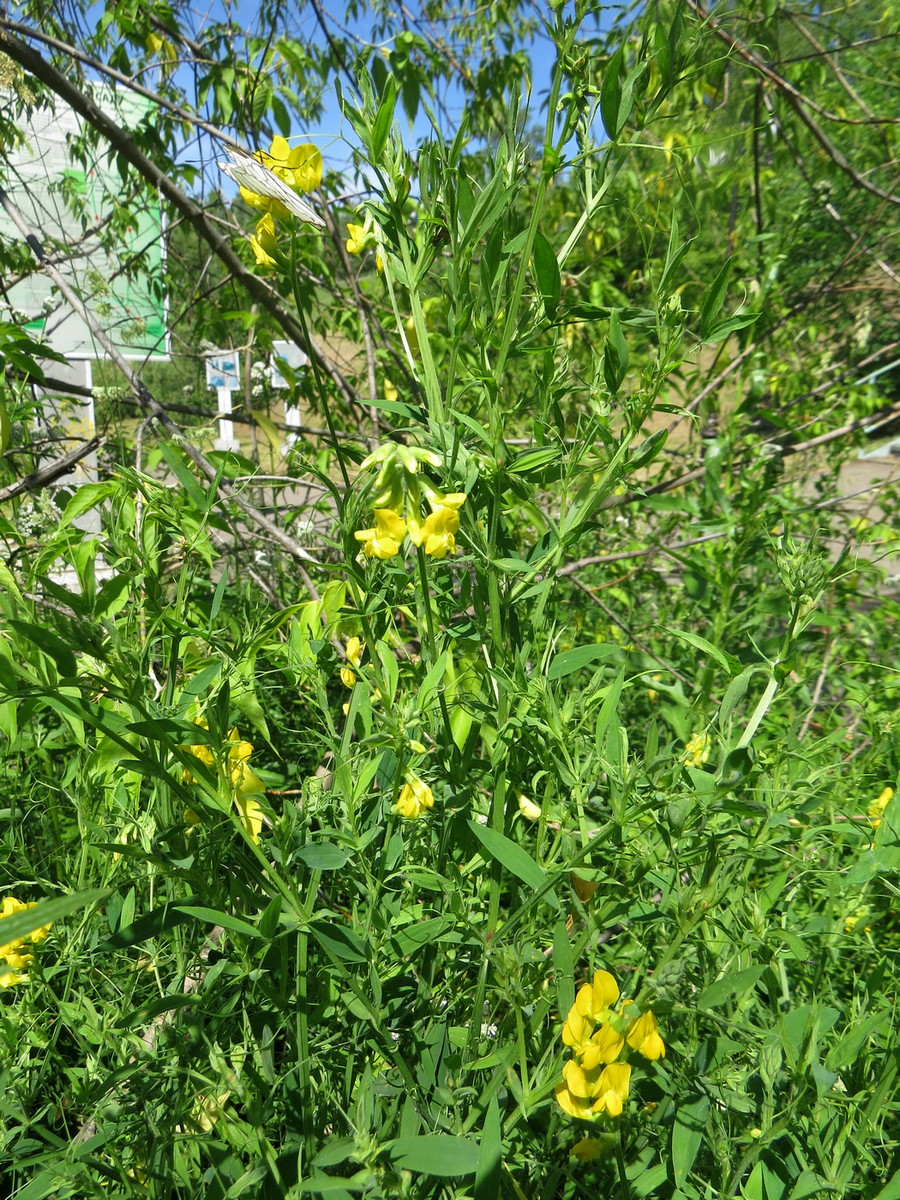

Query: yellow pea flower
0,896,52,986
406,504,460,558
518,793,542,821
555,1078,595,1119
682,731,711,767
250,212,279,268
570,1137,610,1161
582,1021,625,1068
562,970,620,1051
626,1009,666,1061
354,508,407,559
395,774,434,820
346,223,368,254
591,1062,631,1117
868,786,894,830
286,143,322,192
340,636,364,688
239,137,322,219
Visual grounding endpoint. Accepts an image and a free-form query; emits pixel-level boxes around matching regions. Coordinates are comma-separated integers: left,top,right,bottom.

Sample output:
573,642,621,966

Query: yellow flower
0,896,52,986
582,1021,625,1068
288,143,323,192
346,223,368,254
555,1077,595,1120
395,774,434,820
591,1062,631,1117
354,508,407,559
868,786,894,830
682,731,711,768
182,724,266,843
239,137,322,219
407,505,460,558
383,378,398,404
190,1091,231,1134
518,793,542,821
250,212,279,268
340,636,364,688
570,1137,608,1162
229,738,266,844
626,1009,666,1061
375,250,385,274
233,788,265,844
562,970,620,1052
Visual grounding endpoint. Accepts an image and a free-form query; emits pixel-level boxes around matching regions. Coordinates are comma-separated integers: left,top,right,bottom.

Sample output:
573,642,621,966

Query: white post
205,351,241,452
214,386,239,452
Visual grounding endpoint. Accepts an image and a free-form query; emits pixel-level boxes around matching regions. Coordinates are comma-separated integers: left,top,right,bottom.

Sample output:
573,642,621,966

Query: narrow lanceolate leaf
468,821,546,892
699,257,732,340
533,230,561,318
0,889,108,946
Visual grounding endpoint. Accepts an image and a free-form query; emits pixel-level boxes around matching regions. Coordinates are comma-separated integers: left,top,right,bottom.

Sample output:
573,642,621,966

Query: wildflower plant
0,3,898,1198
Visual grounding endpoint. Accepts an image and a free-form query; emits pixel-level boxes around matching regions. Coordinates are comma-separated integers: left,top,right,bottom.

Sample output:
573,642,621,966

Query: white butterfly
217,145,325,228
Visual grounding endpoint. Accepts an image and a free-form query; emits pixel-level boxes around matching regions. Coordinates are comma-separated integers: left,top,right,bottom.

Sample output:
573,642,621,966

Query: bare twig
0,434,103,501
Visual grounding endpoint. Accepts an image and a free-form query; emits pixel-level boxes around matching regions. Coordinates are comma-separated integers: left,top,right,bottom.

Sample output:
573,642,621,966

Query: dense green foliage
0,1,899,1197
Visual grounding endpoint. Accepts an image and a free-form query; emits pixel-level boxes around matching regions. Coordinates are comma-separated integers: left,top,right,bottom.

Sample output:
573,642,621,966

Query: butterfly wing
218,147,325,228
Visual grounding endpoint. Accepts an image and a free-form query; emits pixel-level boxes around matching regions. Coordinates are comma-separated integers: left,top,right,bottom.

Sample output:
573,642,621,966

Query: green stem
289,238,351,491
615,1131,633,1200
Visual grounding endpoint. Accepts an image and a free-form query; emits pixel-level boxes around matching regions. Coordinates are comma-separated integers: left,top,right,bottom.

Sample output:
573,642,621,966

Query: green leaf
703,311,760,344
547,644,617,680
672,1095,709,1190
600,45,625,139
468,821,548,893
699,258,732,340
370,76,398,161
308,919,368,963
296,843,349,871
58,483,117,530
719,667,755,726
389,1135,479,1177
102,898,200,949
174,906,263,939
8,620,78,678
0,888,108,946
474,1098,502,1200
872,1169,900,1200
663,627,737,675
553,918,574,1018
604,309,629,393
533,230,561,318
158,443,208,509
699,965,767,1009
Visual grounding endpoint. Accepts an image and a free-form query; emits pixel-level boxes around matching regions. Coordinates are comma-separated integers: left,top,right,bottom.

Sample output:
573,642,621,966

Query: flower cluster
353,444,466,562
242,137,323,268
395,773,434,820
182,722,267,844
0,896,52,987
556,969,664,1121
681,731,711,768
